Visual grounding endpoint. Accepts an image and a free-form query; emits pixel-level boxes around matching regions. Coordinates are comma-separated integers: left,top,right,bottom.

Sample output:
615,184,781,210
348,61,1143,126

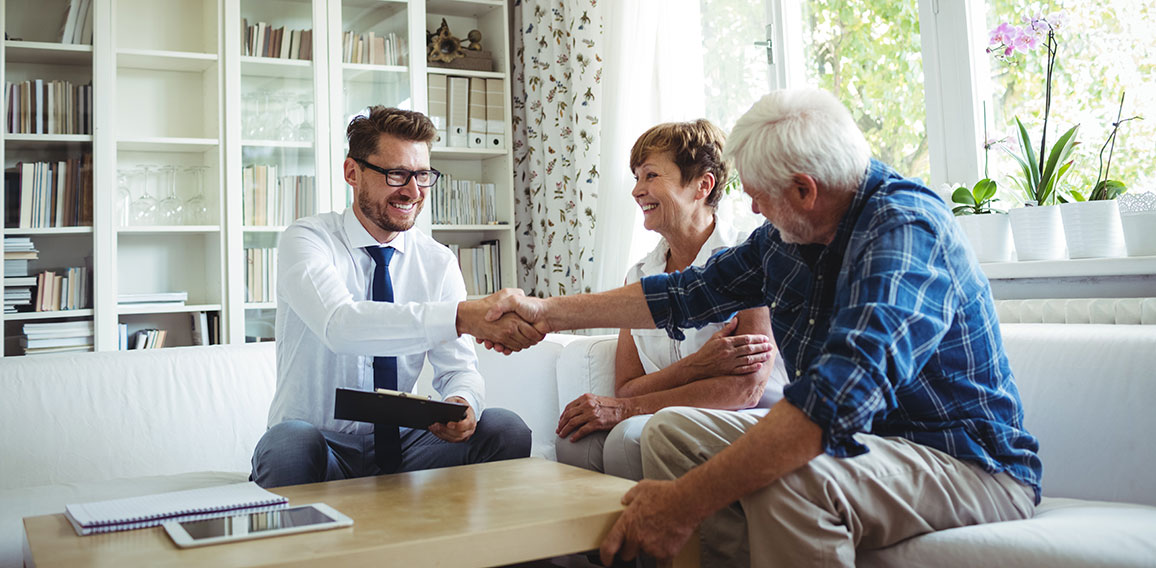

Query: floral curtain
511,0,603,298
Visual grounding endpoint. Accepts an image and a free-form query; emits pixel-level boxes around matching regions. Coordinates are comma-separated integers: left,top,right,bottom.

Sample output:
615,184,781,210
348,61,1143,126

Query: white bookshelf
2,0,518,355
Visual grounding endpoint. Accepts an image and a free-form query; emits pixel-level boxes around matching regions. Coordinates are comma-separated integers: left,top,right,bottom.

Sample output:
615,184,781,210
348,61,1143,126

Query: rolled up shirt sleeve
783,217,955,457
641,231,775,341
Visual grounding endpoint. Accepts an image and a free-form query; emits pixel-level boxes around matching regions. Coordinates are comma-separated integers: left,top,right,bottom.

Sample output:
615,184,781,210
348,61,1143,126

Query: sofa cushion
4,471,248,568
0,343,276,491
1000,324,1156,506
858,497,1156,567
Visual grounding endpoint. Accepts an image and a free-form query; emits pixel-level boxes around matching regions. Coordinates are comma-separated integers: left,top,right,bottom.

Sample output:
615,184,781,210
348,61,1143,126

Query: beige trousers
641,407,1036,568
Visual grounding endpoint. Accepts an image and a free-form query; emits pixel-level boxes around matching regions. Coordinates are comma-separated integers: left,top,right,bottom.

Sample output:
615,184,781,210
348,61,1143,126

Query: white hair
724,88,870,197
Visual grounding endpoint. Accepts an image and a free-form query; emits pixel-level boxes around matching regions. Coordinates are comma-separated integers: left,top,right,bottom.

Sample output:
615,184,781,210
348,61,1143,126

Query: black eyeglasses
353,158,441,188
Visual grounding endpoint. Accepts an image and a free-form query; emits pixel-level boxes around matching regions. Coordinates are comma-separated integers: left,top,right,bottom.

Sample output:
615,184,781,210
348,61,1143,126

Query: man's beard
358,194,421,233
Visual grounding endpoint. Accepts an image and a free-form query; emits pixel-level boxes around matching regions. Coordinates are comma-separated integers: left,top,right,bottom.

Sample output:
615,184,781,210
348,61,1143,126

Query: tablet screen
180,506,337,540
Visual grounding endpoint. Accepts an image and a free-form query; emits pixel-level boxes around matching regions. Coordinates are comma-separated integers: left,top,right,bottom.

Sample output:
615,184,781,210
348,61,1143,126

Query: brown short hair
629,119,729,208
346,106,437,161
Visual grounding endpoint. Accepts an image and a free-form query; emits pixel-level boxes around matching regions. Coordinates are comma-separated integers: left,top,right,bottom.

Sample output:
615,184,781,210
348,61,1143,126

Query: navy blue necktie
364,245,401,473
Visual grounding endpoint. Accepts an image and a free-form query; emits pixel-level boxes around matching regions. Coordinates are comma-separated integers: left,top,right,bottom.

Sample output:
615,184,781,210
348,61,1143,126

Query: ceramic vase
956,213,1014,263
1121,210,1156,257
1059,200,1127,259
1009,205,1067,261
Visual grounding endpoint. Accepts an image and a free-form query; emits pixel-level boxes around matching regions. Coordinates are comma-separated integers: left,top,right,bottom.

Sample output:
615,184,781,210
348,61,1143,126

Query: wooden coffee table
24,458,699,567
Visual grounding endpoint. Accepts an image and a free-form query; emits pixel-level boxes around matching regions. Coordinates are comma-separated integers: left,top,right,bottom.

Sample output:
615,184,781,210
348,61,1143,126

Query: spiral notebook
64,482,289,536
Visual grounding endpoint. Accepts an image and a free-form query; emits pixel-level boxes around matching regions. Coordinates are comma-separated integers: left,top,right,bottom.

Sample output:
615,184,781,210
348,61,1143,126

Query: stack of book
243,20,313,60
4,237,37,313
342,30,404,66
245,247,277,303
241,166,315,226
21,320,94,355
449,241,501,296
33,266,90,312
3,155,94,228
431,175,499,225
4,80,94,135
126,328,168,350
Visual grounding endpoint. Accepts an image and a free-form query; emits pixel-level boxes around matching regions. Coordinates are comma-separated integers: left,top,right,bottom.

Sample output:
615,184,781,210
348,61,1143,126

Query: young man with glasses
250,106,540,488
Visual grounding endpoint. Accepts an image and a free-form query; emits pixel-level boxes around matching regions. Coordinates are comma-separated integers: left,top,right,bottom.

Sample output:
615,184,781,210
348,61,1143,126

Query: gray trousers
250,408,531,488
641,407,1037,568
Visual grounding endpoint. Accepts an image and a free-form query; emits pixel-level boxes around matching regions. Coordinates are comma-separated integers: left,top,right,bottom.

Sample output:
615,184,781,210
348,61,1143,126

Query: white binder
467,78,487,148
447,76,469,148
427,74,448,148
485,78,505,149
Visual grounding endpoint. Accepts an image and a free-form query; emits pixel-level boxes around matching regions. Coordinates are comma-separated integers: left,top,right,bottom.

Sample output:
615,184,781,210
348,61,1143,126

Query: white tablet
163,503,353,548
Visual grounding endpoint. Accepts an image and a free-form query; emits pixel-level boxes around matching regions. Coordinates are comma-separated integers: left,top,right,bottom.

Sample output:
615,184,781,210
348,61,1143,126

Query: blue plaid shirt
641,159,1042,502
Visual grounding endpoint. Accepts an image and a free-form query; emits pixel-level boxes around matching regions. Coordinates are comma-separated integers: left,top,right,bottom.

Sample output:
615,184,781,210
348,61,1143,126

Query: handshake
455,288,552,355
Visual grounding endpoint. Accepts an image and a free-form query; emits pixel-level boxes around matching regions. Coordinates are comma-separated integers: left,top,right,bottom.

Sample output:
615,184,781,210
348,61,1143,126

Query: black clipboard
333,388,468,430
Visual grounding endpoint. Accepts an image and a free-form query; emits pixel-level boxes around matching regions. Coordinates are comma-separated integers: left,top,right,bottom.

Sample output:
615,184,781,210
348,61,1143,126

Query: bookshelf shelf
4,40,93,64
241,56,313,80
425,67,504,80
117,303,223,316
432,223,513,232
431,147,507,160
116,49,219,72
243,226,288,233
245,302,276,310
426,0,504,18
4,134,94,152
4,309,95,322
241,140,313,149
116,137,220,152
4,227,94,236
116,226,222,235
342,63,408,83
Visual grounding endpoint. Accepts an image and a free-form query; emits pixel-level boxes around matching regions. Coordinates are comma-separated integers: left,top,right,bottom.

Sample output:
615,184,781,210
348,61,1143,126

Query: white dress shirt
267,207,484,434
626,216,788,391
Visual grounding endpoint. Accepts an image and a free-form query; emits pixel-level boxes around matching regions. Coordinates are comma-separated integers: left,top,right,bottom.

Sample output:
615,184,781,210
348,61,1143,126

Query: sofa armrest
555,335,619,412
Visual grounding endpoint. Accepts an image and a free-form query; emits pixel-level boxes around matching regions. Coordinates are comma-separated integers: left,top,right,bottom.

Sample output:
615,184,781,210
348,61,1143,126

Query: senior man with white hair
478,88,1040,567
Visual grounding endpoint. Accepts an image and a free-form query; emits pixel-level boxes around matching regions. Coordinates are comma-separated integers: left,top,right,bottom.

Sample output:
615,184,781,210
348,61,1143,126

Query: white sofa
3,325,1155,567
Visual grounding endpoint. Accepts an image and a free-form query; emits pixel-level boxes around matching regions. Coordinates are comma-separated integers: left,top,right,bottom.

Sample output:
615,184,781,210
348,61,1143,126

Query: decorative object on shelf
1009,205,1066,261
427,19,493,71
427,19,464,63
950,104,1014,263
956,212,1015,263
1118,192,1156,257
464,30,484,51
1058,92,1140,259
989,11,1074,261
989,11,1079,209
1059,199,1126,259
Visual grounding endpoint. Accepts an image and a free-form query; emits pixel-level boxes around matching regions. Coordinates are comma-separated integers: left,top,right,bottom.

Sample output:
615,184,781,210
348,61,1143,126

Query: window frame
766,0,989,189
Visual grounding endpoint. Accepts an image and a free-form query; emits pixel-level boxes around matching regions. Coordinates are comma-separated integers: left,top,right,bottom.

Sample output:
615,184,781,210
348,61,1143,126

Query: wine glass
276,92,297,142
295,94,315,142
183,165,211,225
116,169,133,226
155,165,184,225
129,165,158,226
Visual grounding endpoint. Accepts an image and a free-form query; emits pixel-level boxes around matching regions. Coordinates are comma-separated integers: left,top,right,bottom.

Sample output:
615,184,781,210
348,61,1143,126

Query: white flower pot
1059,200,1127,259
956,214,1014,263
1121,210,1156,257
1009,205,1067,261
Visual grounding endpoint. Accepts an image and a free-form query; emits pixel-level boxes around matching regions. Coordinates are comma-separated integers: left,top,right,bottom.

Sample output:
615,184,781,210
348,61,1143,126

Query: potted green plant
1059,92,1140,258
952,178,1014,262
990,11,1074,261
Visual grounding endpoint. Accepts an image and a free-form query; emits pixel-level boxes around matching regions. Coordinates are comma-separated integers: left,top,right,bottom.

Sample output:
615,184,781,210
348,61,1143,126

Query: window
700,0,1154,197
986,0,1156,199
799,1,930,183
